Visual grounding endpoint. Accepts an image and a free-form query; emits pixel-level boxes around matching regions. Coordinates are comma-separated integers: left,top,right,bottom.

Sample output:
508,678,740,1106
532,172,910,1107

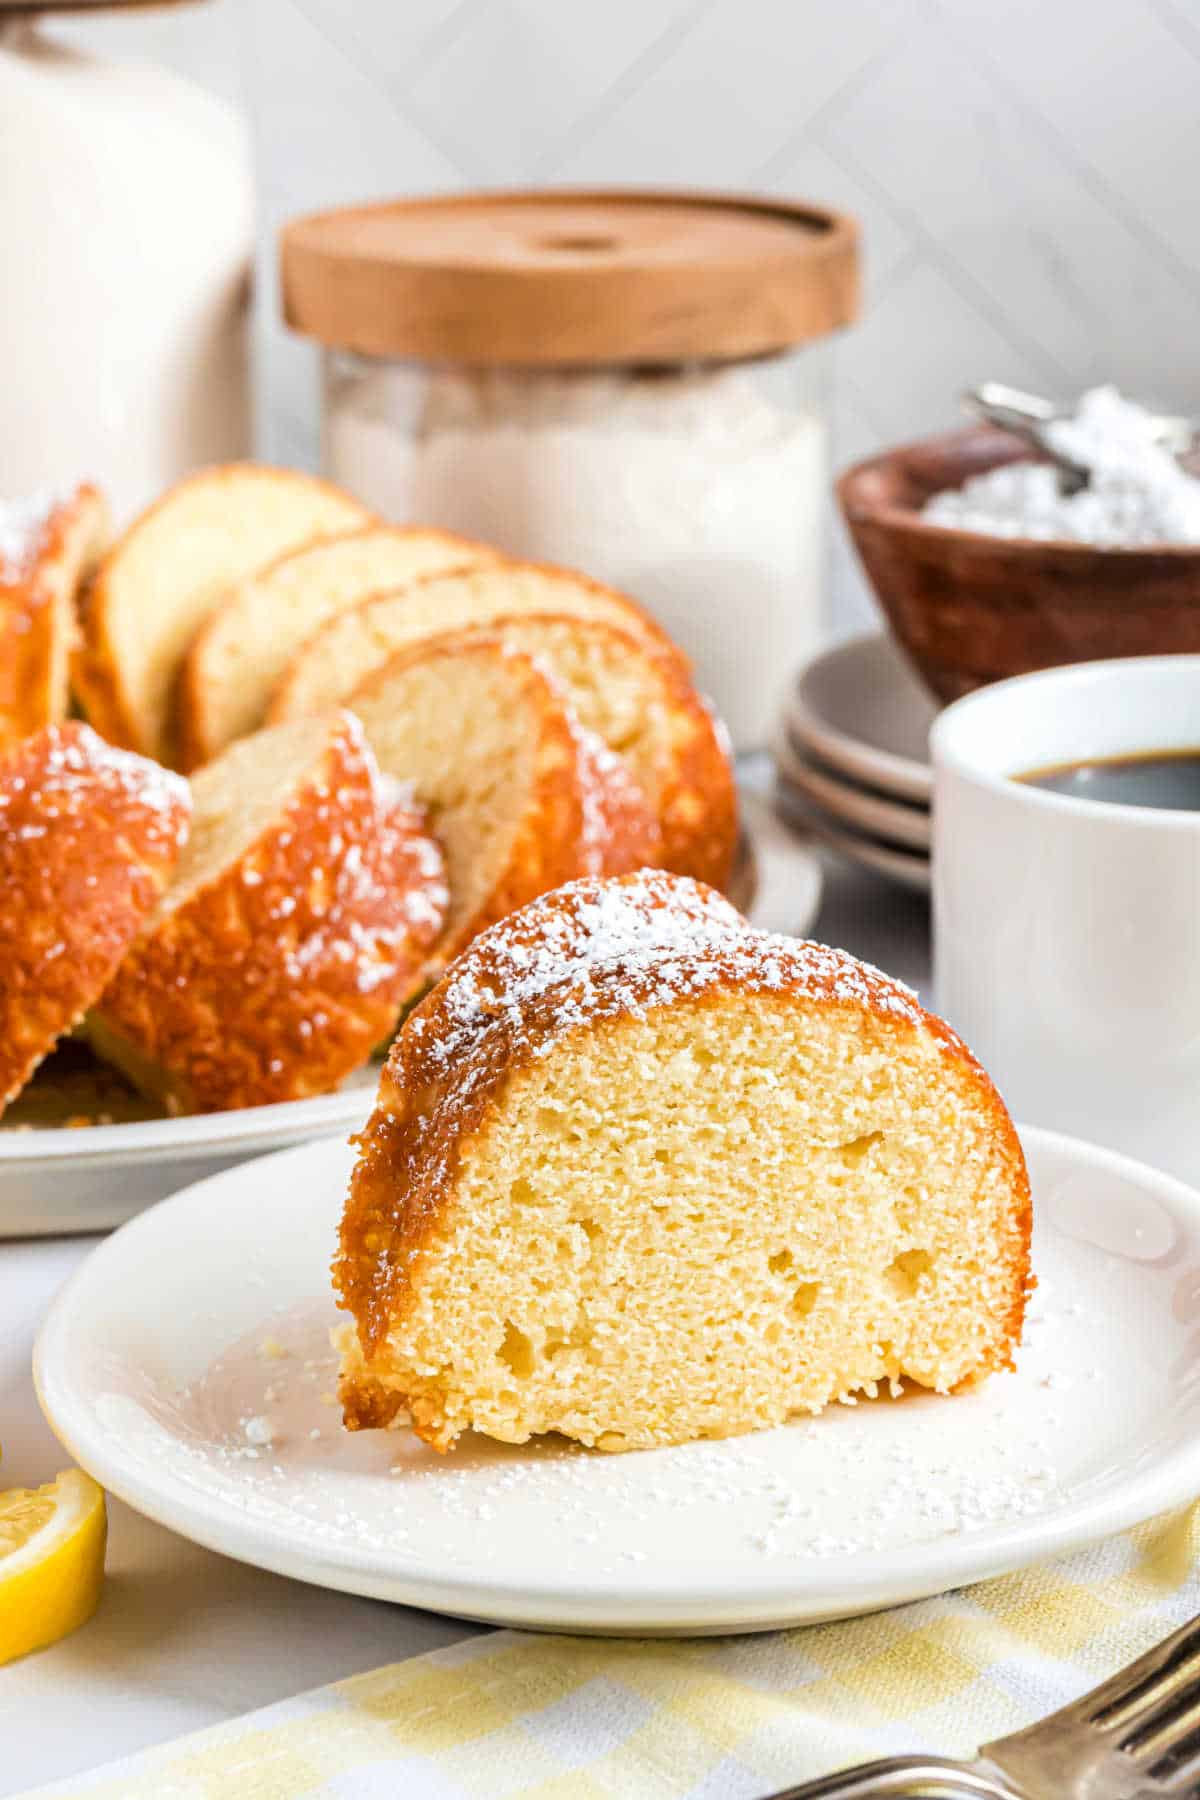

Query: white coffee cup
932,656,1200,1184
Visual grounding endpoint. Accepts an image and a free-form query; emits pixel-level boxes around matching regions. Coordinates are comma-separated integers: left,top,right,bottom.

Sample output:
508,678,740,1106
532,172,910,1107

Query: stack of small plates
774,634,937,892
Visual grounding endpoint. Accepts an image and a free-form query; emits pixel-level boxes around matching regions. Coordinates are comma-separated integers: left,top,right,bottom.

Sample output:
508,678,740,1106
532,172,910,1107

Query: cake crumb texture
267,561,736,889
346,634,659,965
73,463,370,766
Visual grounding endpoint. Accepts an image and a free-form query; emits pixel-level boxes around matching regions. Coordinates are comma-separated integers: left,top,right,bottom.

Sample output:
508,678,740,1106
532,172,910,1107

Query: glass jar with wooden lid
281,189,859,750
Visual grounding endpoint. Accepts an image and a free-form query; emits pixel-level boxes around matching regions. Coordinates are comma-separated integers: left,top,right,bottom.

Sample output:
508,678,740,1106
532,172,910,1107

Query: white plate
789,634,937,804
776,787,931,895
773,730,931,852
36,1126,1200,1635
0,790,821,1240
0,1072,377,1241
736,788,824,939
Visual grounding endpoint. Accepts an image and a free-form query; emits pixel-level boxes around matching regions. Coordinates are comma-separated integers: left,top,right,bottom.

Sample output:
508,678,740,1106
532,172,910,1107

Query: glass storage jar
281,191,859,750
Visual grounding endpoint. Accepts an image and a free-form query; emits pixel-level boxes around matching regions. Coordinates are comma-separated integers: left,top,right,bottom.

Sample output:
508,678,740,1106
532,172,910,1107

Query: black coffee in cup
1020,750,1200,811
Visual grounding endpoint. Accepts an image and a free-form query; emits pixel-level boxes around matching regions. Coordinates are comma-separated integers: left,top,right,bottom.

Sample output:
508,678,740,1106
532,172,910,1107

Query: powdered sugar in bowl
280,189,860,751
838,389,1200,703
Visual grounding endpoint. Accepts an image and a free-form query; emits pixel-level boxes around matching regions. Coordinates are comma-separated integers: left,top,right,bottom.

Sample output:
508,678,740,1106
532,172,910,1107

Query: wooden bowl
836,426,1200,702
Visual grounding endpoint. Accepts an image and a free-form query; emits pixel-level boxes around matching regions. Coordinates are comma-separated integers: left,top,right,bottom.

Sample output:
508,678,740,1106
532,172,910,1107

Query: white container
933,656,1200,1186
0,2,253,525
282,191,859,750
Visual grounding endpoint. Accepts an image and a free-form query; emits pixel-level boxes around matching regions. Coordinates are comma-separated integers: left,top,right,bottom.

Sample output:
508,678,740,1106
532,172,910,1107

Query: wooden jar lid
280,189,860,366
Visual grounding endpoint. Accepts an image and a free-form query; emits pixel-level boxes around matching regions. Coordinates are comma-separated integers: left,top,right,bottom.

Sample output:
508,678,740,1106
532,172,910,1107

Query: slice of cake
286,601,734,889
480,613,736,891
268,564,735,889
73,464,370,766
177,525,499,769
0,485,109,755
0,723,189,1116
345,634,659,962
335,871,1032,1453
87,712,447,1113
266,561,684,725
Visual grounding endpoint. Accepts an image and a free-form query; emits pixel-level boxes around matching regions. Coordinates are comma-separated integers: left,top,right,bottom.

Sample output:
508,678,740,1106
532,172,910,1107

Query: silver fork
761,1611,1200,1798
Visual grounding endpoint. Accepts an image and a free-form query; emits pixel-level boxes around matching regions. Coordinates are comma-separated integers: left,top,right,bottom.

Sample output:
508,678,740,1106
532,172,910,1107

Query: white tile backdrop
54,0,1200,633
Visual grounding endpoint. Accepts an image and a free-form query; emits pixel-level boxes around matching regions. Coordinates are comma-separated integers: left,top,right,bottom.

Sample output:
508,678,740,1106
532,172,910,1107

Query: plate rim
34,1123,1200,1633
738,787,824,940
790,632,934,804
774,730,931,852
775,786,931,895
0,1081,372,1167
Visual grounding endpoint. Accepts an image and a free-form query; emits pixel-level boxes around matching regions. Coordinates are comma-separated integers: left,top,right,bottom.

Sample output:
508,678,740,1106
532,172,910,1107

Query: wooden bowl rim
836,425,1200,564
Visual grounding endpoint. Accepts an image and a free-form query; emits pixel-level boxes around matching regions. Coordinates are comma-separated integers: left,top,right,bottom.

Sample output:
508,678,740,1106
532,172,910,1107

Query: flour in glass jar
325,362,827,751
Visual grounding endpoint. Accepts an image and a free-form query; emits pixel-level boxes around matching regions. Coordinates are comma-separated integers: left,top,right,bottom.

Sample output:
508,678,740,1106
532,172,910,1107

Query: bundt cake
266,563,736,888
469,613,736,890
266,561,684,725
335,871,1032,1453
0,723,189,1116
345,634,659,962
0,484,109,755
87,711,448,1114
177,524,499,769
73,464,370,766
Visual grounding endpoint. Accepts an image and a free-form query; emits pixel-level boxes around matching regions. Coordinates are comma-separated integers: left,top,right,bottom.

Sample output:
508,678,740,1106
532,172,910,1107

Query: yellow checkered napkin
25,1505,1200,1800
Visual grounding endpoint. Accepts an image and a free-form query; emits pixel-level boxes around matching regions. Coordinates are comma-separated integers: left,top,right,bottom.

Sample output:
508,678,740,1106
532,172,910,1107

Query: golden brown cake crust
0,722,190,1113
647,673,736,890
0,485,109,756
335,871,1033,1438
92,713,448,1113
567,711,661,880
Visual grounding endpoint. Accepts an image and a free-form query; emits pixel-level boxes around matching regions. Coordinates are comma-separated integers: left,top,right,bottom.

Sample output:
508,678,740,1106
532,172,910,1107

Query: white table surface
0,843,931,1799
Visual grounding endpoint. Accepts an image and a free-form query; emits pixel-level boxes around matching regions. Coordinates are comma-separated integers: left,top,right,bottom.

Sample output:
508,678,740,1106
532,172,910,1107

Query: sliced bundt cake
344,634,659,963
0,484,109,755
73,464,370,766
477,613,736,890
268,565,736,888
335,871,1032,1453
267,561,683,724
87,711,447,1113
177,524,499,769
0,723,189,1116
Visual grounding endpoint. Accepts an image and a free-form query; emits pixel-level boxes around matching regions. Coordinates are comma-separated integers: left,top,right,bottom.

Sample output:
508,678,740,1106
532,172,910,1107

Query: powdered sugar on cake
0,722,190,843
404,869,924,1085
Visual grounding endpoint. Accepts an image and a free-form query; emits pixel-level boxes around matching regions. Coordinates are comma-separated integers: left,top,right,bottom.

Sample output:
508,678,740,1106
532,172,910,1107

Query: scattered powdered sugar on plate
923,386,1200,546
93,1253,1130,1585
68,1125,1200,1634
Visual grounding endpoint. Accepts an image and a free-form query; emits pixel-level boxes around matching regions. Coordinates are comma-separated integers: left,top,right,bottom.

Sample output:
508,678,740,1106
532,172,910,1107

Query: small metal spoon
963,382,1199,494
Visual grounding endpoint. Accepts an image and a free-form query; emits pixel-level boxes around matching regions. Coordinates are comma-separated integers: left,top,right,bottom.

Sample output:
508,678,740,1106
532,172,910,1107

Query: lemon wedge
0,1469,106,1663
